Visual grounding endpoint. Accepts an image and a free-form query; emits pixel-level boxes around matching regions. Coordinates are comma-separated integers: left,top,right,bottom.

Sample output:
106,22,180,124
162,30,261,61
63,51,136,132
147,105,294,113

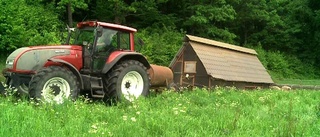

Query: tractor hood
5,45,82,73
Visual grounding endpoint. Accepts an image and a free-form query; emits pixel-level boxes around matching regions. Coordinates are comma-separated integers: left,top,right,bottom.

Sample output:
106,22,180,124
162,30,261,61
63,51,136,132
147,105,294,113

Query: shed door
181,73,195,87
181,61,196,87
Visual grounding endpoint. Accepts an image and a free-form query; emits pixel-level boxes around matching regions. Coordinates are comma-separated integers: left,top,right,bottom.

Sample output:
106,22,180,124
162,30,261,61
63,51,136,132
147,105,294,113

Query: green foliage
57,0,88,11
1,0,320,79
253,45,320,79
137,28,185,66
0,89,319,136
0,0,61,54
94,0,175,29
94,0,136,23
266,51,293,78
180,1,237,42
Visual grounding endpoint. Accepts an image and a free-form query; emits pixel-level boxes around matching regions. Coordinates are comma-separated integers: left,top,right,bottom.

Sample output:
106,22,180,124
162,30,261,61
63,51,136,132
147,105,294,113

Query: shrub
0,0,61,54
252,45,320,79
136,27,185,66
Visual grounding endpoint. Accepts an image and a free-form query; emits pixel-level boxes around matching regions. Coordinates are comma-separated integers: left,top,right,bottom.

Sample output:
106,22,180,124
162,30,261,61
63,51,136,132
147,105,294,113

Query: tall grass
274,79,320,86
0,88,319,137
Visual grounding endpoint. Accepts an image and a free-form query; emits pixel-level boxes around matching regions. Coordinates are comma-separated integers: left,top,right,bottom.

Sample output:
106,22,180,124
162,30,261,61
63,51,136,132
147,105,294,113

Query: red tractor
0,21,173,103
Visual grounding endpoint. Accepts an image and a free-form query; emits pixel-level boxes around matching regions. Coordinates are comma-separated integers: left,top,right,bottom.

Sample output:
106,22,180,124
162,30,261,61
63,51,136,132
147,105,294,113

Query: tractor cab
72,21,137,73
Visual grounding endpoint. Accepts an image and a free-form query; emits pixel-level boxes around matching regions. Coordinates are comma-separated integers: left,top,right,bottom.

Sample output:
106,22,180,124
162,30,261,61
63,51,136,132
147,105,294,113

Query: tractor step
91,90,104,98
91,94,104,98
90,77,105,98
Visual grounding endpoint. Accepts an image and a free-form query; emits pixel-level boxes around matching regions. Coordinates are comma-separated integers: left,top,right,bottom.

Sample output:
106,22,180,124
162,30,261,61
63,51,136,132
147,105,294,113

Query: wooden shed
169,35,274,89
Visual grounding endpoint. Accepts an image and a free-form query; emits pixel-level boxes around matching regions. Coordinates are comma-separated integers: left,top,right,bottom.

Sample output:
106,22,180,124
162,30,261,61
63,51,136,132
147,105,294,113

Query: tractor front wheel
105,60,150,102
29,66,80,104
6,79,29,97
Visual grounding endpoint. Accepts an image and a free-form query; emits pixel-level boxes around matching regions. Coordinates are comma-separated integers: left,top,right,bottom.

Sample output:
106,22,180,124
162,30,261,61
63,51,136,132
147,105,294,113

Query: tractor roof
77,21,137,32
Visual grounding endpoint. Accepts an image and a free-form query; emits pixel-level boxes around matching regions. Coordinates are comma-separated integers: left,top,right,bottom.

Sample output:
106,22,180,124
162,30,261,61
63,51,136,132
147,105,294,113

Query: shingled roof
171,35,273,84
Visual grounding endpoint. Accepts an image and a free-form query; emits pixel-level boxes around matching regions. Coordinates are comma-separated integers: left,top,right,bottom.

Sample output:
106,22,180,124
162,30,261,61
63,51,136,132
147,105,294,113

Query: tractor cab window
118,32,130,50
95,29,118,54
96,29,131,53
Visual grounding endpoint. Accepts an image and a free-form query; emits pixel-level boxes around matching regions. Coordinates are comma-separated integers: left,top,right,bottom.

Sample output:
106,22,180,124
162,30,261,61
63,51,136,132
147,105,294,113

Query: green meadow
0,88,319,137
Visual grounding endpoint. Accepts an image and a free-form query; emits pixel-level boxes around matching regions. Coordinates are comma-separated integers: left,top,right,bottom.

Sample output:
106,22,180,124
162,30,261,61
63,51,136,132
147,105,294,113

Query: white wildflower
123,116,128,121
174,111,179,115
131,117,137,122
180,110,186,113
259,97,265,103
230,102,238,107
91,124,98,129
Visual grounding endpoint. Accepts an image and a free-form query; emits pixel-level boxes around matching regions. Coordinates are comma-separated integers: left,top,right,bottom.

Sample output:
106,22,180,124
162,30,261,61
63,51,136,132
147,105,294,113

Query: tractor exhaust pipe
148,64,173,88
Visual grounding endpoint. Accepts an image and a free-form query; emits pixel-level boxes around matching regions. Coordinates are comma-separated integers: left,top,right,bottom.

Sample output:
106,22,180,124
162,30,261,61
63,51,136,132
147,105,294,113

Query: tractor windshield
73,27,95,46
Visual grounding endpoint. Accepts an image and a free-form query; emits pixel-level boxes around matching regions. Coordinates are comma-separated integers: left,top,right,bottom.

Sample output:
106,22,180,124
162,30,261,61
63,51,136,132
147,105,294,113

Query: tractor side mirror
64,24,76,44
83,41,88,46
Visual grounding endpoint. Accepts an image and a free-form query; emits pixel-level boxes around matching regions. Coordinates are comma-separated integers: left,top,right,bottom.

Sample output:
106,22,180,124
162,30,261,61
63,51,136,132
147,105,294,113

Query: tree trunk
67,3,73,27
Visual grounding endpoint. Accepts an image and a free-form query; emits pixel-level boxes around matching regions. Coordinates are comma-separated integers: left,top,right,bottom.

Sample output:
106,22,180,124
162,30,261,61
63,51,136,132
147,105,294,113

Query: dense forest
1,0,320,79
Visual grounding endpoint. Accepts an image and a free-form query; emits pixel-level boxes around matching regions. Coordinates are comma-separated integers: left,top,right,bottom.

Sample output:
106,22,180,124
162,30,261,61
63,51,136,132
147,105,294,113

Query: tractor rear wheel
29,66,79,104
104,60,150,102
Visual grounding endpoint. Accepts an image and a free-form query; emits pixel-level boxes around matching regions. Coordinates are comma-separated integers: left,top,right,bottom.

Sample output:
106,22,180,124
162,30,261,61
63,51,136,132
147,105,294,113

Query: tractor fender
47,58,84,90
101,52,151,74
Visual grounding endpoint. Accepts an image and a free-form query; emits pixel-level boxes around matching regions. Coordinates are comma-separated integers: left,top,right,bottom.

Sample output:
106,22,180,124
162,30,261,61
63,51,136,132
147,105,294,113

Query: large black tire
0,82,5,96
104,60,150,102
29,66,80,103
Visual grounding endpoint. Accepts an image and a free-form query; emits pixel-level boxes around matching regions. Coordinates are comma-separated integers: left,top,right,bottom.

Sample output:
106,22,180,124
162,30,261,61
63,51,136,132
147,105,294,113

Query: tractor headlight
6,59,14,68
